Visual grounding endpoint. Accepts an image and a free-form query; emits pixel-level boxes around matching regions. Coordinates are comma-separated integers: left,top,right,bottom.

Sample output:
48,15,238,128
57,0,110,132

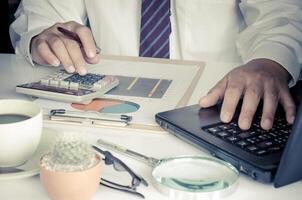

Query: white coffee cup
0,99,43,167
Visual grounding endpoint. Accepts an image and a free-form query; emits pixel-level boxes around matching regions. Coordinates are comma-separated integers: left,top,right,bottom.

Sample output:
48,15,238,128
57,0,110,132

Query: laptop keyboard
202,116,292,157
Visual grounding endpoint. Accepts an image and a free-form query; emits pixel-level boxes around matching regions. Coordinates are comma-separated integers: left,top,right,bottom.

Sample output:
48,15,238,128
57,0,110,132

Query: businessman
10,0,302,130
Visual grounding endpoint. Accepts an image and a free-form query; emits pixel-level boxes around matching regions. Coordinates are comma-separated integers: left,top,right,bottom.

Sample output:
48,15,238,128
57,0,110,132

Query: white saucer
0,128,58,180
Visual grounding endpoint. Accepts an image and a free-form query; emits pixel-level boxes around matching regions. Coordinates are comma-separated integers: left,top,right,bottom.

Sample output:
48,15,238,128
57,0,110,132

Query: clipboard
41,55,205,133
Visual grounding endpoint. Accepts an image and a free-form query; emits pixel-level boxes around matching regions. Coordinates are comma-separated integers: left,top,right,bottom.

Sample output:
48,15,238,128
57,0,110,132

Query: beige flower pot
39,154,101,200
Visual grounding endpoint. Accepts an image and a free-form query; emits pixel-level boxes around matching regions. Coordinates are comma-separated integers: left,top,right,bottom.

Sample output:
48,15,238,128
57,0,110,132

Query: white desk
0,54,301,200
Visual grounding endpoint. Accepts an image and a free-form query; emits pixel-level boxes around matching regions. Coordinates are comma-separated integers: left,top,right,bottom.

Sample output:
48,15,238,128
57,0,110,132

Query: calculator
16,70,119,104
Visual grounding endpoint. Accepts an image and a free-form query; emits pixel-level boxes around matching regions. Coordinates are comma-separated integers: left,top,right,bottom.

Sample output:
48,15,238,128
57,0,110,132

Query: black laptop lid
274,101,302,187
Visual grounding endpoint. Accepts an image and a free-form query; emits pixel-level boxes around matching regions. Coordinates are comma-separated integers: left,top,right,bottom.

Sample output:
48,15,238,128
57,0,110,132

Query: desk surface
0,54,301,200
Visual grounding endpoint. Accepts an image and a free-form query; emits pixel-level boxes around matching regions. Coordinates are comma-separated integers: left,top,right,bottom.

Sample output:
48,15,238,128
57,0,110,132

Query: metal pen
49,109,132,127
57,27,101,54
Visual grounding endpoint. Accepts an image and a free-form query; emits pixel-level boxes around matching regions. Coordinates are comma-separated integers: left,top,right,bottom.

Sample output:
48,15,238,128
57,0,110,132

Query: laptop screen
274,87,302,187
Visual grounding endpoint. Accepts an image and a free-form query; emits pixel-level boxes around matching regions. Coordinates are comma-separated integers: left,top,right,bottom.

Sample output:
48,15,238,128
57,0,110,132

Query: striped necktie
139,0,171,59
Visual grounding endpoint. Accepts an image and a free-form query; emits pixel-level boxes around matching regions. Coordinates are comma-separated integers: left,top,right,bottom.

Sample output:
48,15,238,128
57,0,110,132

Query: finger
74,25,97,59
85,55,100,64
279,87,296,124
34,38,60,66
63,38,87,75
220,80,244,123
238,84,262,130
47,36,75,73
261,85,279,130
199,78,227,107
81,48,100,64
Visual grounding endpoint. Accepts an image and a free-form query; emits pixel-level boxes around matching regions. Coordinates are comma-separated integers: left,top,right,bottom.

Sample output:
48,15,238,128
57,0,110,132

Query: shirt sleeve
237,0,302,87
9,0,87,65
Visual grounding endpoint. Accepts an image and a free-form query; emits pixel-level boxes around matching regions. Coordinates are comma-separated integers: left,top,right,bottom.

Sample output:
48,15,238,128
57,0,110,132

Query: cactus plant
41,134,97,172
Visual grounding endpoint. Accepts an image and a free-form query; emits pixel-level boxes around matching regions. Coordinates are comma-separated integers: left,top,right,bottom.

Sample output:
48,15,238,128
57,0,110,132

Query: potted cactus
39,135,101,200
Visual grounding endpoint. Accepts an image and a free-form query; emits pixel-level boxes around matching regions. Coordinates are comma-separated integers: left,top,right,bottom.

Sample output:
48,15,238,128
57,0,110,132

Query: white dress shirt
10,0,302,86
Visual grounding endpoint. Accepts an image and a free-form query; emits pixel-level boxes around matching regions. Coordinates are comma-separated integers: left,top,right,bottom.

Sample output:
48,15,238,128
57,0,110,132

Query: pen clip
50,109,66,116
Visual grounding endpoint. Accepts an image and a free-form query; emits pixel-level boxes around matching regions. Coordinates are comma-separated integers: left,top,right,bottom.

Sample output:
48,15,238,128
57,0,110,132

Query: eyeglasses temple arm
93,145,149,187
100,181,145,199
101,178,133,190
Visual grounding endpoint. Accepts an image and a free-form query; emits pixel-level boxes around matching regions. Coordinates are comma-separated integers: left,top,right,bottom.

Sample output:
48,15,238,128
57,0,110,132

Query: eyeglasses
92,145,148,198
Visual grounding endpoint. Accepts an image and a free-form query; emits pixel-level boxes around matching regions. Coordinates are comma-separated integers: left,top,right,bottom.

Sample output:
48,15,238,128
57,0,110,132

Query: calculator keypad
64,73,105,86
40,70,117,91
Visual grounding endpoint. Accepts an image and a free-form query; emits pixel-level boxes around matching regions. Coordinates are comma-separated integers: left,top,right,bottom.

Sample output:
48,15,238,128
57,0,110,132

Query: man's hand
199,58,296,130
30,21,99,75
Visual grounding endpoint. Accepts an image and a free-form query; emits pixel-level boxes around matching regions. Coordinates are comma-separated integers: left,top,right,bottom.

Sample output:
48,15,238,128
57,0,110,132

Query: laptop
155,94,302,187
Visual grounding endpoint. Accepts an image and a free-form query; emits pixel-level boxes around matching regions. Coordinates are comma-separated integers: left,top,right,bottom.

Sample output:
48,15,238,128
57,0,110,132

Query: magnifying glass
97,139,239,200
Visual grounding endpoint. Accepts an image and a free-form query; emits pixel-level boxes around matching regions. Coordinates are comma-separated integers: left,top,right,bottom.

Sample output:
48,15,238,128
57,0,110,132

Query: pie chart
71,98,140,114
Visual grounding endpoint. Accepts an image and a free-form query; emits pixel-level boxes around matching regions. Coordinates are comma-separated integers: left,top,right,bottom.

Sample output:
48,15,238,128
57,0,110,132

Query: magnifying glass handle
97,138,160,167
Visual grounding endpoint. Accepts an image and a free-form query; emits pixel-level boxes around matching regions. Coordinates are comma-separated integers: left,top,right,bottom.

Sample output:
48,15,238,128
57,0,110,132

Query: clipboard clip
49,109,132,127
